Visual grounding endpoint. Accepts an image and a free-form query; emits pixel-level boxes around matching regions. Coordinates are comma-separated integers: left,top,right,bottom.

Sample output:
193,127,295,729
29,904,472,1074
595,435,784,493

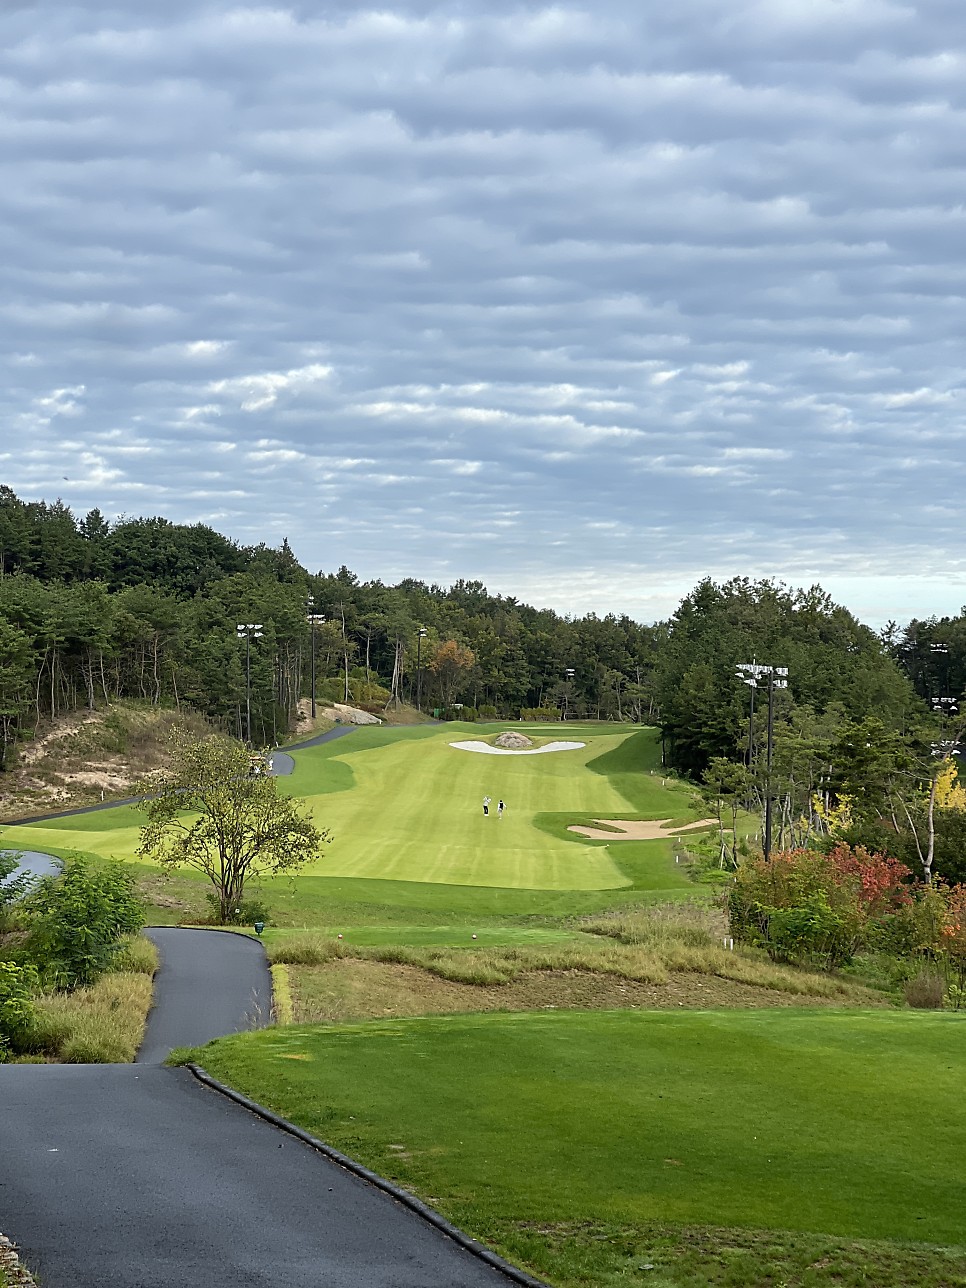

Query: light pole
236,623,263,745
416,627,427,711
931,643,953,736
737,662,788,861
736,660,763,769
563,667,575,720
306,596,326,720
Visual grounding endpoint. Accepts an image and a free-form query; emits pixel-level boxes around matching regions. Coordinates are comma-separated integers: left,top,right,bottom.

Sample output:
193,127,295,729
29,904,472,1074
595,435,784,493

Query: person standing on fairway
498,799,505,818
483,796,491,816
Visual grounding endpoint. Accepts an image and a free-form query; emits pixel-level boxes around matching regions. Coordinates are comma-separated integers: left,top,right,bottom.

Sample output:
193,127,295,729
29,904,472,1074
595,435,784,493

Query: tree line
0,487,663,759
2,487,964,887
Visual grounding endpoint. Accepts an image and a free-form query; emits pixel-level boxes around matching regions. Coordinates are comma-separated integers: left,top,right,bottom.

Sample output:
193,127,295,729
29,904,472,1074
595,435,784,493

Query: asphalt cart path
1,925,519,1287
1,1064,514,1288
137,927,273,1064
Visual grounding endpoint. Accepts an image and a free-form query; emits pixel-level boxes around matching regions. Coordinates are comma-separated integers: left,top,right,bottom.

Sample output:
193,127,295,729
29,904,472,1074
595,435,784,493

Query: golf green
0,724,700,893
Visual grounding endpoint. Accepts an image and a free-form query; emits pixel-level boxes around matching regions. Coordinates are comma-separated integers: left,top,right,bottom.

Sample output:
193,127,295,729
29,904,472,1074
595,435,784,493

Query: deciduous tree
138,731,327,921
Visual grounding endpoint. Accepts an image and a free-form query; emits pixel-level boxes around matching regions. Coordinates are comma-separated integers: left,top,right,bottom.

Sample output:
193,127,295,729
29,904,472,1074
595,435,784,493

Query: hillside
0,702,209,822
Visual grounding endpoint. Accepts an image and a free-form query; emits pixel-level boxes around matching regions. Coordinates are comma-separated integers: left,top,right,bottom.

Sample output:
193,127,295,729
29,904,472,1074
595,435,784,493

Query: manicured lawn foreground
200,1007,966,1271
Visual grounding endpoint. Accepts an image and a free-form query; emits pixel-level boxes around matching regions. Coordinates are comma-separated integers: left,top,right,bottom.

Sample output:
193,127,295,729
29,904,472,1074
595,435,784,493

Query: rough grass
266,907,881,1003
490,1220,966,1288
270,963,294,1024
26,934,158,1063
287,959,879,1027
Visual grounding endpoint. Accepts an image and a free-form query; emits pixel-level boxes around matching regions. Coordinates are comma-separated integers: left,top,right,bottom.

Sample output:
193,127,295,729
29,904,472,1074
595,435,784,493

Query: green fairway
2,724,700,897
197,1008,966,1279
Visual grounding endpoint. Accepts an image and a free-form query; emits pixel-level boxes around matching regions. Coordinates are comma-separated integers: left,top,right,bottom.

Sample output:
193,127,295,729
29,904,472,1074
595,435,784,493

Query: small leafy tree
701,757,750,868
428,640,475,708
938,884,966,1006
25,856,144,989
138,731,327,922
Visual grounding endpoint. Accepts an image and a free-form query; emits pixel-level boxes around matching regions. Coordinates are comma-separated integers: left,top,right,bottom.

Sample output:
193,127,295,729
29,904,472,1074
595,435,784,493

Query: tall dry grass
29,933,158,1063
268,909,871,1001
34,971,154,1062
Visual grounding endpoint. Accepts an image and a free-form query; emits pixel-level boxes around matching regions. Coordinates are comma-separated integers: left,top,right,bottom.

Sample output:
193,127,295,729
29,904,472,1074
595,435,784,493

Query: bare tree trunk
898,794,926,878
340,604,350,703
387,638,403,707
84,650,96,708
99,650,110,704
925,774,938,884
152,633,161,704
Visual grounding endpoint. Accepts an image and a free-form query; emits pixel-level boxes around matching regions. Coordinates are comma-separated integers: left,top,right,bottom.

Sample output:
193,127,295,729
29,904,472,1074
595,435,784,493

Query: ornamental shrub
24,856,145,990
728,845,912,968
0,960,40,1061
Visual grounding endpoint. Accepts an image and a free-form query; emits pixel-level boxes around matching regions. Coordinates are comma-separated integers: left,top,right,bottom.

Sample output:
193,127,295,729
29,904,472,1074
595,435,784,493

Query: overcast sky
2,0,964,626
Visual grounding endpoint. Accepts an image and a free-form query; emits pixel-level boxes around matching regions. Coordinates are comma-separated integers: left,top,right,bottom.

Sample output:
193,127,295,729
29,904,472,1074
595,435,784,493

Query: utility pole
737,661,788,860
416,627,427,711
306,596,326,720
236,623,264,744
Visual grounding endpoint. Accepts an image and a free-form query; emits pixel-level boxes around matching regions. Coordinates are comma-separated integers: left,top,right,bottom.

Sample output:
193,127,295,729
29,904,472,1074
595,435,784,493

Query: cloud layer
2,0,965,622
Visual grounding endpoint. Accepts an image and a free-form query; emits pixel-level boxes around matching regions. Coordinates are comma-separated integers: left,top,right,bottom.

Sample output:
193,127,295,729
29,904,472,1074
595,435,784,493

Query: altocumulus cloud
1,0,965,623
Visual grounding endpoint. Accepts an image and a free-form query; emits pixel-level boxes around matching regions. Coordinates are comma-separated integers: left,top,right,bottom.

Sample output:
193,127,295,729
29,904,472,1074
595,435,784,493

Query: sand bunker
450,740,586,756
568,817,717,840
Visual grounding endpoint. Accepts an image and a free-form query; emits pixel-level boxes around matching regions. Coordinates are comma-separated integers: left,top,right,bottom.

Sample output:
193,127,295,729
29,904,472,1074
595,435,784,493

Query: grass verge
22,933,158,1063
271,963,294,1024
194,1008,966,1287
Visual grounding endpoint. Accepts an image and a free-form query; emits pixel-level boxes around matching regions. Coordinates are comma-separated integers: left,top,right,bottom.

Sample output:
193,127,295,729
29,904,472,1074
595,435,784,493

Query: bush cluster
0,854,145,1060
728,845,912,968
204,892,271,926
729,845,966,1003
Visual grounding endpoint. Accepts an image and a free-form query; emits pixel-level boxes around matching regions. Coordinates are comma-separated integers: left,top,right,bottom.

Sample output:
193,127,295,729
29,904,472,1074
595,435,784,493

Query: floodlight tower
416,627,428,711
563,667,576,720
306,595,326,720
736,661,789,861
236,623,264,744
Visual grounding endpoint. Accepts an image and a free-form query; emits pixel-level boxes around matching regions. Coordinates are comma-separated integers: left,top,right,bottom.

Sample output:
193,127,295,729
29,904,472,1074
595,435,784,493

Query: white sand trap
450,740,586,756
568,817,717,840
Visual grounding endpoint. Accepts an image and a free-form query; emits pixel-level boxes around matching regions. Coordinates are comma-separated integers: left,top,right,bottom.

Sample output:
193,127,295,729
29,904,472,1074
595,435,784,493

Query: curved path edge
188,1063,549,1288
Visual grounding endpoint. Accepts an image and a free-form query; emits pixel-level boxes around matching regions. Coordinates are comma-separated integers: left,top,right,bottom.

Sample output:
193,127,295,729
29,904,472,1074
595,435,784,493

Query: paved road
137,928,273,1064
285,723,361,751
1,924,517,1287
0,1064,511,1288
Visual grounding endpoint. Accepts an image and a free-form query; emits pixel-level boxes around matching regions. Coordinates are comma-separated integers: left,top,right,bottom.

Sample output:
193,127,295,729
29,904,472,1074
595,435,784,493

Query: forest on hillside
1,486,965,880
